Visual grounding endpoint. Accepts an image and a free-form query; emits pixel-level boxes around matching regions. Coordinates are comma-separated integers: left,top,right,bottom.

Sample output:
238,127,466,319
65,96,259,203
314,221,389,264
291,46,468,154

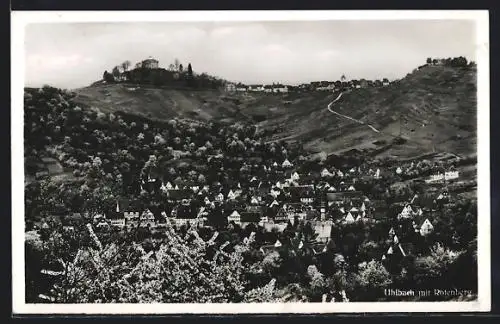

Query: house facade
141,57,159,69
225,83,236,93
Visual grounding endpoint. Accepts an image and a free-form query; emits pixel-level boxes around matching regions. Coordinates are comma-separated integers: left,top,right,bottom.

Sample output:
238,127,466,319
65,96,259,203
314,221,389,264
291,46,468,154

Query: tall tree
179,64,184,72
187,63,193,78
111,66,121,78
121,60,131,72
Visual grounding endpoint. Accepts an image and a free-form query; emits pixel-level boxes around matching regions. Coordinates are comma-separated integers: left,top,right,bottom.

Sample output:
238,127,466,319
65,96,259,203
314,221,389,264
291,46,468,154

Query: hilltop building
141,56,159,69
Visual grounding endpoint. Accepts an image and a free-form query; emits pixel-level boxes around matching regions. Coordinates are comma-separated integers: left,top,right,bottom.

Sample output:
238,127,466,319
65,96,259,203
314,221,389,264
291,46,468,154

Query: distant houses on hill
224,77,392,94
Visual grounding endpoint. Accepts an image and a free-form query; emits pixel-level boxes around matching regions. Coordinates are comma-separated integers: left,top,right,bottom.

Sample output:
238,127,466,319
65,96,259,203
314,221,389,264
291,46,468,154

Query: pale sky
24,20,477,89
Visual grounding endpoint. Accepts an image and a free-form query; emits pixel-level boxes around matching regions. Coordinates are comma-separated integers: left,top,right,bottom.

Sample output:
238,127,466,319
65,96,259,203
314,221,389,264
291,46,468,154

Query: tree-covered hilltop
102,58,226,90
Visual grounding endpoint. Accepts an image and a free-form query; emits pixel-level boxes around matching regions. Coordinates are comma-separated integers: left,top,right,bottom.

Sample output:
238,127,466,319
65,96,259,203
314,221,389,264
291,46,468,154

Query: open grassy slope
73,83,252,123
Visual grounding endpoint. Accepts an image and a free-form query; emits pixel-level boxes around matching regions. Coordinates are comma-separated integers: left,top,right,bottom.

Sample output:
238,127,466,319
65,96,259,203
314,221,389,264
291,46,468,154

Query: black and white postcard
11,10,490,314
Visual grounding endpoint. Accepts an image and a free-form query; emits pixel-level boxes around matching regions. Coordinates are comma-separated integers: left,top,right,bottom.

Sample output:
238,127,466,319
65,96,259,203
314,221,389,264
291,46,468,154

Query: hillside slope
72,64,477,159
72,83,252,123
254,65,477,158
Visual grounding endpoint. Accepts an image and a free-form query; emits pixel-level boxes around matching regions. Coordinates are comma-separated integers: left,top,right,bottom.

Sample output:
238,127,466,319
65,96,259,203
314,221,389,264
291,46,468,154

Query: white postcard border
11,10,491,314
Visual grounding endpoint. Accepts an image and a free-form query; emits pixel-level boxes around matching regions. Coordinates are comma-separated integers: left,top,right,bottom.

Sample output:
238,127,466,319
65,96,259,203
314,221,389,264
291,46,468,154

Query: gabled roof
420,218,434,236
345,212,355,224
269,200,279,208
229,210,241,218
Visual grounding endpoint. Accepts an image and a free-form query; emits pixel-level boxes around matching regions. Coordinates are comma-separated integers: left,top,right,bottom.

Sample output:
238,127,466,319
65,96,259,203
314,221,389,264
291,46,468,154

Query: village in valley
24,53,478,304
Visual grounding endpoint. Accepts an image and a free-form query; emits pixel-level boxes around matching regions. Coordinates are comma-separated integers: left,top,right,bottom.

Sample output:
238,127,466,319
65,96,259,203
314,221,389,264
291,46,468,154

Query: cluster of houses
224,77,392,94
45,152,458,269
70,158,390,243
225,83,290,94
380,187,450,263
425,170,460,183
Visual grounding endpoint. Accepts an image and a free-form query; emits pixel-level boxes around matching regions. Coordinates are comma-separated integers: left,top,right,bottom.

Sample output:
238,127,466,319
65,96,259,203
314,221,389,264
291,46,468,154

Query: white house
249,85,264,92
216,192,224,202
396,167,402,175
321,168,333,177
282,159,293,168
426,173,444,183
291,172,300,181
228,210,241,225
347,185,356,191
398,205,414,219
225,83,236,92
301,197,314,204
141,56,159,69
140,209,156,228
420,219,434,236
273,85,288,93
445,171,459,180
345,212,355,224
227,190,237,200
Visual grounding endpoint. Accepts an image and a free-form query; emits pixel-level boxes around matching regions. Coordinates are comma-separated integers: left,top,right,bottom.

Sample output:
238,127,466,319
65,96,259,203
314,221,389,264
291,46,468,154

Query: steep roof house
228,210,241,225
282,159,293,168
140,209,156,228
419,218,434,236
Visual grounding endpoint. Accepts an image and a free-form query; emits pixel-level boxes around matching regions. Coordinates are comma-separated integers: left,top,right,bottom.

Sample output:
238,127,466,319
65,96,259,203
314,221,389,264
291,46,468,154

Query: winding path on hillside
327,92,380,133
326,91,464,159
